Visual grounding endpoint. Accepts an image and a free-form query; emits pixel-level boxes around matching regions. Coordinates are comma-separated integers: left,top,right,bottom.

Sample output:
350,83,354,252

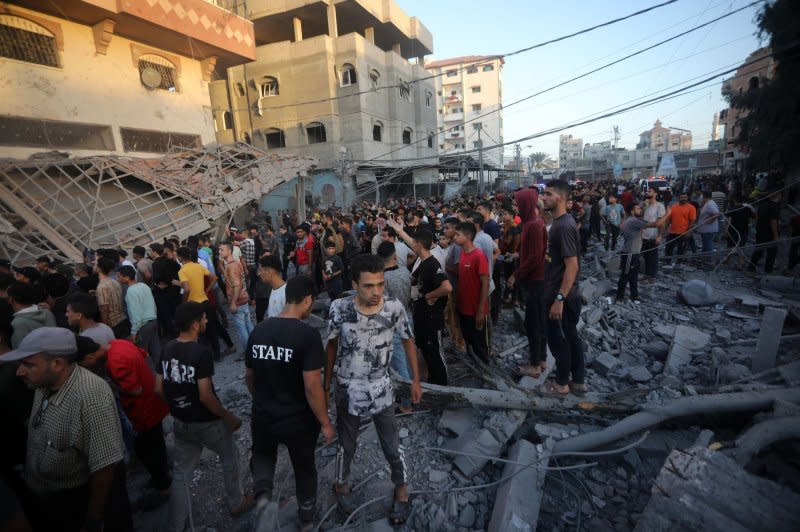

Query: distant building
718,47,775,171
426,55,504,169
0,0,255,159
559,134,583,169
636,120,692,152
583,141,613,160
211,0,438,207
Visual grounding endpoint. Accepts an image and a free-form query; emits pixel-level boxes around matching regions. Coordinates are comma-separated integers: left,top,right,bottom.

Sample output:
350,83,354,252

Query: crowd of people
0,172,798,531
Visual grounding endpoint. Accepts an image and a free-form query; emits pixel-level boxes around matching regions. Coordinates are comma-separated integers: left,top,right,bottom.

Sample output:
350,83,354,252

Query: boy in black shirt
246,276,334,529
322,240,344,300
155,302,252,531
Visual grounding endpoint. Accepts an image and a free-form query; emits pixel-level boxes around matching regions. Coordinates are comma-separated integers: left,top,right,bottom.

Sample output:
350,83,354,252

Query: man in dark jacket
507,188,548,377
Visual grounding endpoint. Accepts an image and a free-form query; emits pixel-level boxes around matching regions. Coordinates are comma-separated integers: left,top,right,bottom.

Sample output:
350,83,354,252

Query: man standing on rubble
325,254,422,525
539,180,585,396
641,188,665,280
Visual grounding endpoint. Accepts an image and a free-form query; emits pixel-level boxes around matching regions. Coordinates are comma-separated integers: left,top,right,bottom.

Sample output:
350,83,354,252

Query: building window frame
263,128,286,149
471,85,481,93
372,122,383,142
482,64,494,72
369,69,380,89
340,63,357,87
427,132,434,149
138,53,179,92
425,91,433,108
306,122,327,144
402,128,412,145
0,13,62,68
260,76,279,97
399,80,411,101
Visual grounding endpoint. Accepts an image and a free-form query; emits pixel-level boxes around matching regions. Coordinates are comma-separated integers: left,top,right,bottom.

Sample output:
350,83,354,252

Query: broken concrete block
484,410,527,443
643,339,670,361
428,469,449,484
760,275,800,293
715,328,732,342
652,324,676,339
584,306,603,326
666,325,710,376
628,366,653,383
593,352,620,376
444,427,503,477
753,307,788,373
584,327,603,344
678,279,716,306
488,439,549,532
719,363,750,383
438,408,479,437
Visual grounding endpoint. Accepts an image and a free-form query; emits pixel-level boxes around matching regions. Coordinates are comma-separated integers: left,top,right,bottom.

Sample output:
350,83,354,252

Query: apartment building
0,0,255,159
427,55,504,169
559,134,583,169
636,119,692,153
211,0,438,208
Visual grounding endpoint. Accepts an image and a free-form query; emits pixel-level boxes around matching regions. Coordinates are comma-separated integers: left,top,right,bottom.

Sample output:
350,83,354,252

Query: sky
398,0,765,163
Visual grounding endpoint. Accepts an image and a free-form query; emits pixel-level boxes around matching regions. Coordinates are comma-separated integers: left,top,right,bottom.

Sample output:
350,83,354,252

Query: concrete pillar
364,26,374,44
327,3,338,38
293,16,303,41
392,42,401,55
417,55,425,65
754,307,788,373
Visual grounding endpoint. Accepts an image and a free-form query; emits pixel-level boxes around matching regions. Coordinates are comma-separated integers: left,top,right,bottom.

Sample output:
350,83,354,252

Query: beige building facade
0,0,255,159
427,55,504,169
211,0,438,203
636,119,692,153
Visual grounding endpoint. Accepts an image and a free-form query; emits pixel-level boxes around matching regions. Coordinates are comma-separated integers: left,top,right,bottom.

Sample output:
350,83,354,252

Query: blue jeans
230,303,253,351
390,314,413,380
701,232,716,253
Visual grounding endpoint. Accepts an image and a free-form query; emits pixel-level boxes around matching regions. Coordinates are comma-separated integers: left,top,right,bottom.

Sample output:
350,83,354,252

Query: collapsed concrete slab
666,325,710,375
444,427,503,477
753,307,788,373
488,439,550,532
438,408,480,437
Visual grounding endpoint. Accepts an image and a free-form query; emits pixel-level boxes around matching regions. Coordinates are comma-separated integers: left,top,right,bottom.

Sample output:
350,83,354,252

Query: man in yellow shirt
177,246,223,360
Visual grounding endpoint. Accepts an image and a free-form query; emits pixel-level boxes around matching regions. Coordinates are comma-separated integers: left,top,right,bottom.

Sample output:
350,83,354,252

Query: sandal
389,499,411,525
518,364,541,378
334,486,357,515
569,382,588,396
539,381,569,396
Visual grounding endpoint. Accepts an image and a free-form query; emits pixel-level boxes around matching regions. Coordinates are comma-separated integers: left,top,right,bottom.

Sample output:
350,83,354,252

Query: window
472,104,482,112
427,133,434,149
243,132,252,144
482,64,494,72
120,127,200,153
466,65,478,74
138,54,178,92
373,122,382,142
369,69,380,89
236,82,245,96
399,81,411,100
340,63,357,87
471,86,481,93
306,122,326,144
425,91,432,108
473,142,480,149
0,15,60,67
260,76,279,97
0,116,114,150
402,128,412,145
473,122,482,130
446,69,457,77
263,128,286,148
223,111,233,130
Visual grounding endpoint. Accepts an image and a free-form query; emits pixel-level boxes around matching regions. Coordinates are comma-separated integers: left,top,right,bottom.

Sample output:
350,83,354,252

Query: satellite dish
141,67,163,89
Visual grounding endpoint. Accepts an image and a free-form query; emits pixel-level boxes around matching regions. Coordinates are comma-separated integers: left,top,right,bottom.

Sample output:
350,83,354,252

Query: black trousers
641,239,659,276
134,421,171,491
665,233,689,257
580,227,590,252
458,313,490,362
153,287,180,339
414,310,447,385
522,280,547,366
251,422,319,506
546,296,585,387
616,253,640,300
604,225,620,250
200,300,221,359
749,236,778,273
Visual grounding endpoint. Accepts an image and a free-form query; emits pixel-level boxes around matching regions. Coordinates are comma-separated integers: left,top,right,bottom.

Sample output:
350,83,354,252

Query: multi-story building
559,134,583,169
718,47,775,172
426,55,504,169
211,0,437,208
636,119,692,152
583,141,613,160
0,0,255,159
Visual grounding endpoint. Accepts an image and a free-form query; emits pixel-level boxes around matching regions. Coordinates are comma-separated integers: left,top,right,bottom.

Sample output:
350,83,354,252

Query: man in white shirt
257,255,286,320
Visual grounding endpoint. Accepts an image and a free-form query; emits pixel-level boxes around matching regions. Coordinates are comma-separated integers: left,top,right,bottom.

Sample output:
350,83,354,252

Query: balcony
443,112,463,122
449,131,464,139
443,94,462,104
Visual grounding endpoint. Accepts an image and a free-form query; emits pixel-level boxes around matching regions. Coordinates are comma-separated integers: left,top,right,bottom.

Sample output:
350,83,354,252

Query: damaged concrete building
209,0,439,209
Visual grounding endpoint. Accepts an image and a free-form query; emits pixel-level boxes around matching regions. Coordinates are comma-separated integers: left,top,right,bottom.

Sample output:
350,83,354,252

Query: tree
726,0,800,173
528,152,556,171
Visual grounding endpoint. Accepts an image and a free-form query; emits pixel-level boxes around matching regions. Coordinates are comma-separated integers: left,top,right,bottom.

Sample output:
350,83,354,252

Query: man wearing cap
3,327,131,532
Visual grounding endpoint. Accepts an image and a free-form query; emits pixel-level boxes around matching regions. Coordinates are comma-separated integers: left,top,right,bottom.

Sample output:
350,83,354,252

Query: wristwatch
555,293,566,302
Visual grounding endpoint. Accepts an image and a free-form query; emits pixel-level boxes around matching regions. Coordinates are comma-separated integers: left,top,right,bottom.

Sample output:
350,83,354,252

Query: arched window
0,15,59,67
340,63,357,87
236,82,245,96
427,132,434,148
399,80,411,101
138,54,178,92
748,76,759,90
260,76,279,97
263,128,286,148
243,132,252,144
306,122,326,144
369,69,380,89
223,111,233,130
372,122,383,142
425,91,433,108
402,128,412,145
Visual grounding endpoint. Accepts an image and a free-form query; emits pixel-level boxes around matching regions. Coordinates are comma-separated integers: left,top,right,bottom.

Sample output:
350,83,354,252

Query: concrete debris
488,439,550,532
753,307,788,373
444,427,503,477
484,410,528,443
593,352,621,376
437,408,480,437
718,363,751,383
428,469,450,484
760,275,800,293
628,366,653,383
678,279,716,306
643,339,670,361
635,447,800,532
666,326,710,376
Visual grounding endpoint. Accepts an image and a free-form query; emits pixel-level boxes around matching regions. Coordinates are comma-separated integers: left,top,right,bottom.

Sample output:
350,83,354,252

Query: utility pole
476,123,484,196
514,143,522,188
296,172,306,223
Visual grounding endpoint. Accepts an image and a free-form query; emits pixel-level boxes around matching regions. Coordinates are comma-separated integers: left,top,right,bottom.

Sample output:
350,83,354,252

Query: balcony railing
444,113,463,122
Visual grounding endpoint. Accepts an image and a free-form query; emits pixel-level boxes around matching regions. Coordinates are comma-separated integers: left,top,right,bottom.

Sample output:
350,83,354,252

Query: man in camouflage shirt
325,255,422,525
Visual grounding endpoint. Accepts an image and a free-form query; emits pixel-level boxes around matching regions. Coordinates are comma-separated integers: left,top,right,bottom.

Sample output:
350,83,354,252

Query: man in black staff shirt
246,276,334,530
149,243,181,338
155,302,252,532
540,180,586,396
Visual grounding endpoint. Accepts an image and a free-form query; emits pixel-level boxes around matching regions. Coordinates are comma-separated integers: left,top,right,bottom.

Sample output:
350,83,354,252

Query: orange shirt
668,203,696,234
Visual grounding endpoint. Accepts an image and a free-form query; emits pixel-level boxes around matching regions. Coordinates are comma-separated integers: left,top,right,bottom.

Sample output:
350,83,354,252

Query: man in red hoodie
507,187,548,377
